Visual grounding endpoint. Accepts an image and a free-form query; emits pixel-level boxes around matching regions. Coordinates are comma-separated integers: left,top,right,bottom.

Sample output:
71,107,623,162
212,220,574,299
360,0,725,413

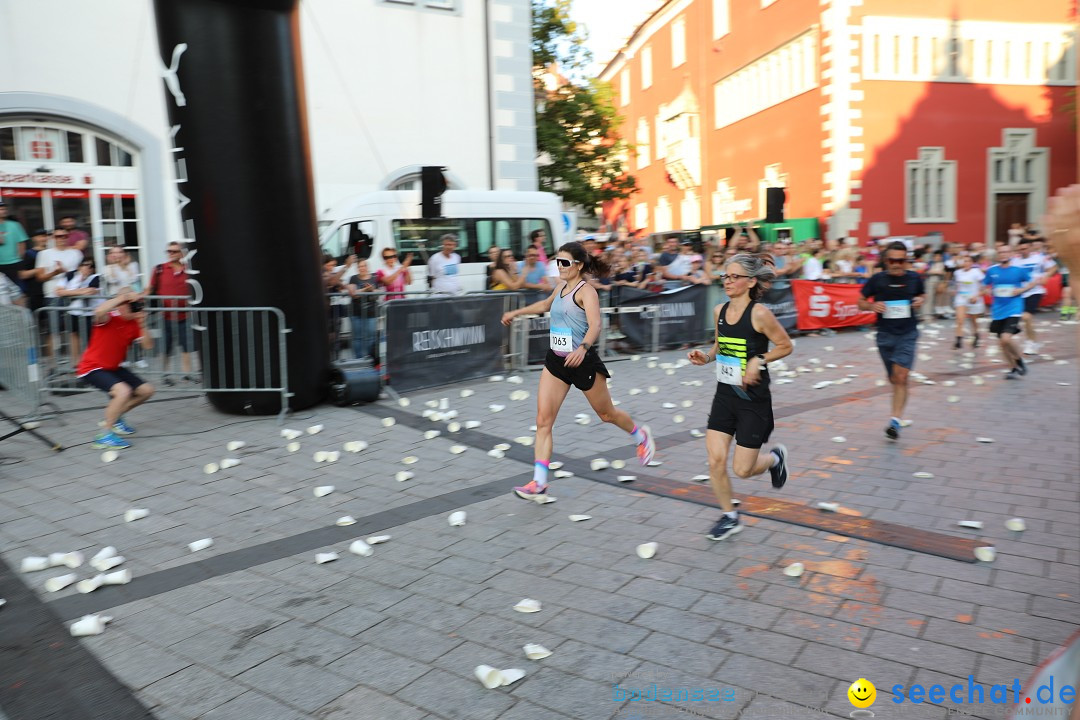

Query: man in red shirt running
76,289,155,449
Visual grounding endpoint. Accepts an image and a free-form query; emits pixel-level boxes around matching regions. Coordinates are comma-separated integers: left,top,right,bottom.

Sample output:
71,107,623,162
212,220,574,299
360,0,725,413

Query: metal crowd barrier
33,301,292,421
0,304,62,450
508,304,663,371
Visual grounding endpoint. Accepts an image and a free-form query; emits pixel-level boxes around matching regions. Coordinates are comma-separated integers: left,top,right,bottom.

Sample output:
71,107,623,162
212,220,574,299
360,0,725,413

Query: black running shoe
1016,358,1027,376
954,337,962,349
768,445,788,489
972,334,980,348
1005,368,1022,380
885,418,900,439
706,514,742,541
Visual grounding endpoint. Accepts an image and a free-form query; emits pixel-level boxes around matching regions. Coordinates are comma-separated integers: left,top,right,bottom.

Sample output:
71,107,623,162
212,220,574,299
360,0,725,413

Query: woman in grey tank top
501,242,656,501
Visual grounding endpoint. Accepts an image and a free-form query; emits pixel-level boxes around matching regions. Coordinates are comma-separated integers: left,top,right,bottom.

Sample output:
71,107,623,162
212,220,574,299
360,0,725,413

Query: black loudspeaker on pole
421,165,447,218
765,187,786,224
153,0,328,413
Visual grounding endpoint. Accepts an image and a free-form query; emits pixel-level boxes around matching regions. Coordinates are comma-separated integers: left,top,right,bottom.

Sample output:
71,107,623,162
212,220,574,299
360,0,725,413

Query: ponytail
558,241,612,279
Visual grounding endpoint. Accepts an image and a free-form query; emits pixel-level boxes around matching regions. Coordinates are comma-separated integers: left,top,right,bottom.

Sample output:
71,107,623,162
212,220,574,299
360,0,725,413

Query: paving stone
863,628,979,677
96,642,192,691
630,630,729,677
169,628,280,677
325,646,431,694
234,655,354,712
354,617,464,663
247,619,357,666
142,665,245,718
199,690,308,720
314,684,427,720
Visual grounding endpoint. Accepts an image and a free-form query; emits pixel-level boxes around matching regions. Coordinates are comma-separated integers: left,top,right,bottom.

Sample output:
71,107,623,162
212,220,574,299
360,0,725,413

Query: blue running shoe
885,418,901,440
112,417,136,436
93,431,131,449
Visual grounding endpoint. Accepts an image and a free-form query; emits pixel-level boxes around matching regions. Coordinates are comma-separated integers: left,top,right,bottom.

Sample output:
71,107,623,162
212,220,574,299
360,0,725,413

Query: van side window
519,219,554,257
392,219,469,266
476,219,515,259
349,220,375,260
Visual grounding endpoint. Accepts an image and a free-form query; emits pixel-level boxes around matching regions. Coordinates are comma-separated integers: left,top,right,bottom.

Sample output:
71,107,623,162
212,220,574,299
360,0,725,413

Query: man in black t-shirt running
858,241,926,440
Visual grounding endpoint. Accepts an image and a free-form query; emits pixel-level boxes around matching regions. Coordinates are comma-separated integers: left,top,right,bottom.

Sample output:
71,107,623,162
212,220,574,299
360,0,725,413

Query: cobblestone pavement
0,317,1076,720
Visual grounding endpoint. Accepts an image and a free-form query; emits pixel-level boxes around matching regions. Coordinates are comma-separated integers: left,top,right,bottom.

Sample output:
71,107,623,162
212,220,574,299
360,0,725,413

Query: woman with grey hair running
688,253,794,540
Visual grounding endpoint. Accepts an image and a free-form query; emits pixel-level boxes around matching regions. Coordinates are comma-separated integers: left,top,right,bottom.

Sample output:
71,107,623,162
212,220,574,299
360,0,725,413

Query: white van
319,190,564,293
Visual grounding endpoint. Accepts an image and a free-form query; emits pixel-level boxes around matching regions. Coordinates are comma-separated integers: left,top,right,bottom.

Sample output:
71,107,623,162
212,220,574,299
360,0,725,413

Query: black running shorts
1023,295,1042,314
989,317,1021,336
544,349,610,392
707,387,774,449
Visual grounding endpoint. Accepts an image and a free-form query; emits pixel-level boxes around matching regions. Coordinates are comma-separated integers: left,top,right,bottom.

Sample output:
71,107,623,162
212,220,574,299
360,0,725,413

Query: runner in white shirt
952,254,985,349
1010,239,1057,354
426,234,463,294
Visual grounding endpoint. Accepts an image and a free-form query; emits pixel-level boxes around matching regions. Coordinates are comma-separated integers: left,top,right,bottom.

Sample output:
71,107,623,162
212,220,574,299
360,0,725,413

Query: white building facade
0,0,537,274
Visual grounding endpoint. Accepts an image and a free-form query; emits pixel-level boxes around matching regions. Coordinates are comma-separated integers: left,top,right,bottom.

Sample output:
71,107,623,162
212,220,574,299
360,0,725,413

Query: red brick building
599,0,1077,245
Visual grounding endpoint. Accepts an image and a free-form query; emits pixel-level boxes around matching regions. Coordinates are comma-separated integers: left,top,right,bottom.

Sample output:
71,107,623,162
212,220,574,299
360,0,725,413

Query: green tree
532,0,637,210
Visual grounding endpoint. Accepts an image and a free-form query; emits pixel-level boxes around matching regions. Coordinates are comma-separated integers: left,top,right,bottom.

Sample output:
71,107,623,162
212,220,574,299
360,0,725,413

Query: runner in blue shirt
984,246,1040,380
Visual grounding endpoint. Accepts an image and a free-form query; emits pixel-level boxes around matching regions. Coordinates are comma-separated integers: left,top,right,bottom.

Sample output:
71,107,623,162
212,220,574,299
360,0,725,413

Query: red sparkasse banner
791,279,877,330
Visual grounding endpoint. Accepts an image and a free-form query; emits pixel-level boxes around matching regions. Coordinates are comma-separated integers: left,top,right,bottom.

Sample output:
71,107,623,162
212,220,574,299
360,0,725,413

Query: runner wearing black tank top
688,253,794,540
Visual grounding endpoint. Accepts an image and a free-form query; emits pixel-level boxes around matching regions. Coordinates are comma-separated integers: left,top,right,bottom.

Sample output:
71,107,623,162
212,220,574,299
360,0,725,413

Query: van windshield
392,218,553,264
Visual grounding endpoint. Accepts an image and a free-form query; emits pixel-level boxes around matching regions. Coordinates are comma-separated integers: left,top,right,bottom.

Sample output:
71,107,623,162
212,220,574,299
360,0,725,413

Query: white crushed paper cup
102,569,132,586
336,516,356,526
487,449,505,459
281,428,299,438
510,390,530,401
402,456,419,465
314,485,335,497
464,421,481,429
976,437,994,443
101,450,118,463
494,443,511,451
287,442,301,452
636,542,658,559
460,389,475,397
448,422,462,433
227,441,246,451
647,386,659,394
381,417,396,427
673,415,685,424
444,410,458,420
783,562,805,577
617,475,636,482
691,474,709,482
450,445,467,454
425,400,439,408
554,470,573,478
307,424,323,435
523,644,552,660
549,461,563,470
489,404,505,412
44,573,77,592
568,515,592,522
831,436,847,443
20,557,49,573
396,471,414,482
1005,518,1026,532
50,552,83,569
507,376,524,384
348,540,373,557
220,458,241,469
188,538,213,553
628,388,642,395
974,546,996,562
448,511,467,526
313,451,328,463
913,472,934,479
326,451,341,463
203,463,220,474
513,598,542,613
957,520,983,529
574,417,590,425
490,375,504,382
423,430,441,440
70,614,112,637
611,459,626,469
315,552,339,564
515,436,534,446
590,459,610,471
816,502,840,512
474,665,504,689
662,402,676,409
690,429,705,438
124,508,149,523
367,535,391,544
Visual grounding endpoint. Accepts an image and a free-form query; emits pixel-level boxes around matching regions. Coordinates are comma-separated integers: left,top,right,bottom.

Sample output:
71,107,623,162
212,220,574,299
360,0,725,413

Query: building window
758,164,788,219
636,118,651,168
654,113,666,160
681,191,700,230
642,46,653,89
862,17,1076,86
905,147,956,223
635,202,649,231
655,196,672,232
620,70,630,106
672,16,686,68
714,31,816,129
713,0,729,38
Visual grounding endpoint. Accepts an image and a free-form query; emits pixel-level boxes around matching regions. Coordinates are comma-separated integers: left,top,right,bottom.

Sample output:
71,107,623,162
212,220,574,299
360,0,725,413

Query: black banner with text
385,296,505,392
618,284,709,349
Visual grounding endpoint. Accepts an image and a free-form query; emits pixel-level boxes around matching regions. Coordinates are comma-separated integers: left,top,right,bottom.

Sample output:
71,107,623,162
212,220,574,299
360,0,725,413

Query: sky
572,0,664,77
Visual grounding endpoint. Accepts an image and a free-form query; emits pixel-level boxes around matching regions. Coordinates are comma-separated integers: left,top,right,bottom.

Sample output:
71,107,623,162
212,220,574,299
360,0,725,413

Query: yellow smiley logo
848,678,876,708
